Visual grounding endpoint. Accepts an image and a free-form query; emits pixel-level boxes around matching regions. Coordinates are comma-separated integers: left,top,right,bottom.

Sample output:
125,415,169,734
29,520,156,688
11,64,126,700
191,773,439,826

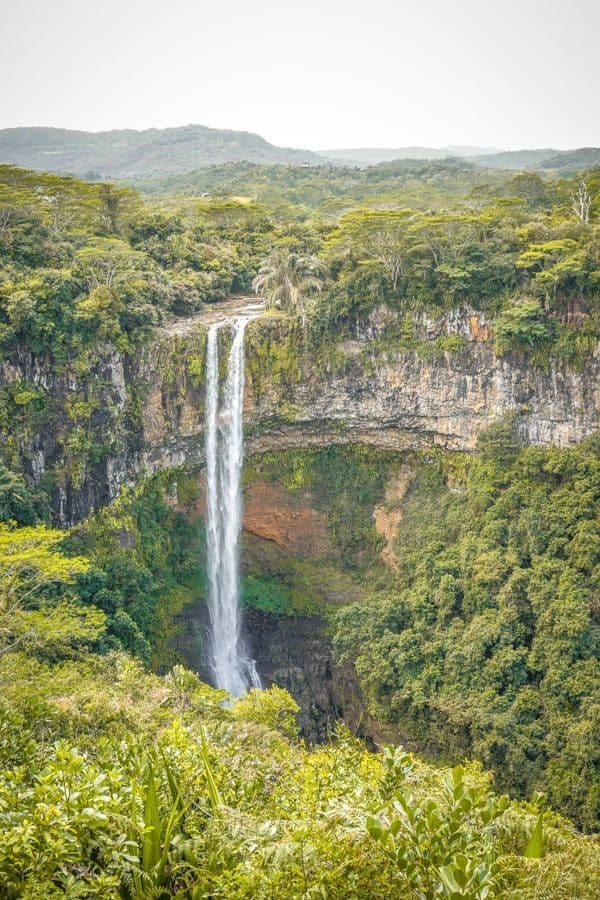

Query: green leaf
439,865,461,894
160,751,185,816
199,724,223,811
524,814,544,859
142,764,161,872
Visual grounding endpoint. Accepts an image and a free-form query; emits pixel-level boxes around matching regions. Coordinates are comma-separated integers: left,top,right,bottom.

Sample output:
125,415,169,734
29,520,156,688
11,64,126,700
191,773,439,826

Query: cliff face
139,308,599,477
1,307,599,524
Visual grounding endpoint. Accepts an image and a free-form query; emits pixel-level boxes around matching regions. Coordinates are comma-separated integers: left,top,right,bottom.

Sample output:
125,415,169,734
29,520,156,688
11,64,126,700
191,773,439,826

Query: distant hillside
318,145,501,165
469,147,600,173
0,125,323,178
542,147,600,172
320,145,600,174
3,127,597,179
468,148,560,170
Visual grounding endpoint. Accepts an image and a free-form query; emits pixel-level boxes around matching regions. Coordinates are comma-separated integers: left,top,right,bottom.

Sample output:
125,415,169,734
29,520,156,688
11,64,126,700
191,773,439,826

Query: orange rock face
243,481,334,558
372,466,416,572
177,476,334,559
468,315,491,341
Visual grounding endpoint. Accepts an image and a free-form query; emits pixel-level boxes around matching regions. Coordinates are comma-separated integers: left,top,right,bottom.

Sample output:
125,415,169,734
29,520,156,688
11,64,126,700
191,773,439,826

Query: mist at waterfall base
204,313,262,698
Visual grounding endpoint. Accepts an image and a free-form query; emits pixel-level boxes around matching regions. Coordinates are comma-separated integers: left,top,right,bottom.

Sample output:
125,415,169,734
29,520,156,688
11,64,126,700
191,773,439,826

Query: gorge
2,303,598,739
2,151,600,895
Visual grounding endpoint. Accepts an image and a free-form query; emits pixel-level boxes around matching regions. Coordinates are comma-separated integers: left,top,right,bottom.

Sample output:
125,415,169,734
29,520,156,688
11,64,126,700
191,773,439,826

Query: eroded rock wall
141,313,599,474
1,308,598,524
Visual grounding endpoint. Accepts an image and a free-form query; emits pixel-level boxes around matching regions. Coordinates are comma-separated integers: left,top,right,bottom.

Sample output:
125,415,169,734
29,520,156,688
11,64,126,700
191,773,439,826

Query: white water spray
205,312,261,697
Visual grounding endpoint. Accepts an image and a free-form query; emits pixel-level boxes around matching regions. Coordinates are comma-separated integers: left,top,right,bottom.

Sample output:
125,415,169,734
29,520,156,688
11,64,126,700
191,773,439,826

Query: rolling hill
318,145,502,165
468,147,600,173
319,145,600,173
0,124,323,178
2,126,598,179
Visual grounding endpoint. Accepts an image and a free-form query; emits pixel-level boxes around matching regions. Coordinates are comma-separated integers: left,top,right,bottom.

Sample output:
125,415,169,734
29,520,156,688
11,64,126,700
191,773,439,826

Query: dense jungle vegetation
1,158,600,895
2,617,600,896
1,509,600,898
1,159,600,364
333,429,600,832
1,443,599,896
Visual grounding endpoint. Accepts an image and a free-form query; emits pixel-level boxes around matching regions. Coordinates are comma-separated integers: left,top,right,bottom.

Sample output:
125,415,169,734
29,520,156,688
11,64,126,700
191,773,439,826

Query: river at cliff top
165,295,265,333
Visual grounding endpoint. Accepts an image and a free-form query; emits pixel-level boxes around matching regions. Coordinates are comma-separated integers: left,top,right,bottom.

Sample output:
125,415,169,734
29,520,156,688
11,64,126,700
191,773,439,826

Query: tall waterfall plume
204,312,261,697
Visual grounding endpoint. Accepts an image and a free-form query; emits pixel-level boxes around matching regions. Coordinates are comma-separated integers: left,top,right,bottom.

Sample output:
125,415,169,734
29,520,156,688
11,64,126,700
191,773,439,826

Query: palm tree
252,251,324,326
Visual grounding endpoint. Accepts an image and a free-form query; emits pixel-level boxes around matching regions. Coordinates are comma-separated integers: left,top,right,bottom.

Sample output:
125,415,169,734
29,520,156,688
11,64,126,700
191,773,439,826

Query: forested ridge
2,160,600,360
0,125,324,177
2,159,600,365
1,157,600,896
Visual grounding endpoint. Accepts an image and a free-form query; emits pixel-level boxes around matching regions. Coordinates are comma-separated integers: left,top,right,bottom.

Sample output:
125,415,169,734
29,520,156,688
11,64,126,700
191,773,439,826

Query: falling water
205,313,261,697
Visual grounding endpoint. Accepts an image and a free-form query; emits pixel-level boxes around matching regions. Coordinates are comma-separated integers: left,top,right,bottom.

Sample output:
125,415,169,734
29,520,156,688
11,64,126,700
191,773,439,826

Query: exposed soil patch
244,481,334,558
373,465,416,571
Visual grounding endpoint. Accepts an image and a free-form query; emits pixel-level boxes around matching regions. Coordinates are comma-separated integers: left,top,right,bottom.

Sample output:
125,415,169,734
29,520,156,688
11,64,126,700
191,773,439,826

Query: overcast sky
1,0,598,150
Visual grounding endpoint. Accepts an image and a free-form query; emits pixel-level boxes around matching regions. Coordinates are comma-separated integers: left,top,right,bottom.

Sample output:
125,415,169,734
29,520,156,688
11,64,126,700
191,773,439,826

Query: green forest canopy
0,516,599,897
1,160,600,363
1,158,600,894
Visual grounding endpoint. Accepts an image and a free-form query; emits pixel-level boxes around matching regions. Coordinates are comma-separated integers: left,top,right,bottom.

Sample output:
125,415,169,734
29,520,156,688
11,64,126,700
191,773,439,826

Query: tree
97,183,140,235
516,238,590,315
252,250,324,326
493,294,547,351
74,285,124,340
326,209,418,292
74,238,148,291
0,183,36,240
506,172,552,209
38,174,99,235
0,523,101,657
571,180,592,225
0,464,44,525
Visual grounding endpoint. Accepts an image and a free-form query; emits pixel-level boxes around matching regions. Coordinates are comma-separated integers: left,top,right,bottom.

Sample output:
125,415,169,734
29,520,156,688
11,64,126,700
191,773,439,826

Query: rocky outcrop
243,608,411,748
138,310,599,478
245,610,366,742
1,305,599,524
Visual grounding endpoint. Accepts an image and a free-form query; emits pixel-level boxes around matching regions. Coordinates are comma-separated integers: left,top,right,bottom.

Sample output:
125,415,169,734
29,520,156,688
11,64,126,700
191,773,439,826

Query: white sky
1,0,598,150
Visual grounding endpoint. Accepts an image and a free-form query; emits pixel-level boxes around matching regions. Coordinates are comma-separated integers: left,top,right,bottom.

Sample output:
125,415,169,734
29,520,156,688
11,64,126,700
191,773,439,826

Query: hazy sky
2,0,598,150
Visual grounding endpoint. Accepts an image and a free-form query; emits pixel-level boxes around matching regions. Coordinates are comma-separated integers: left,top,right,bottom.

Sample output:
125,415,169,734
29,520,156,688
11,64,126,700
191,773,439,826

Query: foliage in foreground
0,522,599,898
1,652,600,899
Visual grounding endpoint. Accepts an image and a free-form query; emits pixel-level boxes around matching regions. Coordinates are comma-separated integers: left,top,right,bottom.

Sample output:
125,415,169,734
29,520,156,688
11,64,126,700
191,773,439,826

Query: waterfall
205,314,261,697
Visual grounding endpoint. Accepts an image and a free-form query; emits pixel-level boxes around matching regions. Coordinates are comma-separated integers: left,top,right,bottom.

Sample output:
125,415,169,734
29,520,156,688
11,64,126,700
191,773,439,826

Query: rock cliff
1,305,598,524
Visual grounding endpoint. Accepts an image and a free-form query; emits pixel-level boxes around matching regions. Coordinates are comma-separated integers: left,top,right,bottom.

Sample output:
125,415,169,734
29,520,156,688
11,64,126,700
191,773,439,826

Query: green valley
1,142,599,898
